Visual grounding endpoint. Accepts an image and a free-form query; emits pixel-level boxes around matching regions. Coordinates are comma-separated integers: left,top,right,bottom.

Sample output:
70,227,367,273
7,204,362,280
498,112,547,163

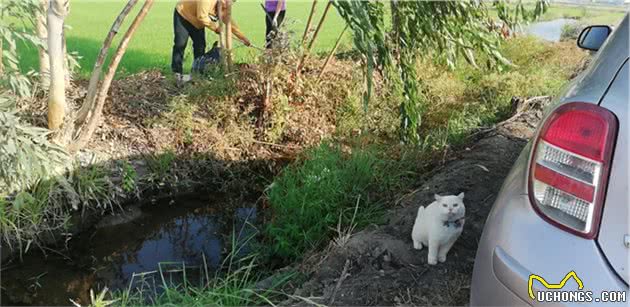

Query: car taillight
529,102,617,239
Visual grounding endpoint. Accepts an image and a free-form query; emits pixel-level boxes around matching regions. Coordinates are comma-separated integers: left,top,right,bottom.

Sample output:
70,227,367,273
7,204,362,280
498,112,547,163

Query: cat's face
434,192,465,219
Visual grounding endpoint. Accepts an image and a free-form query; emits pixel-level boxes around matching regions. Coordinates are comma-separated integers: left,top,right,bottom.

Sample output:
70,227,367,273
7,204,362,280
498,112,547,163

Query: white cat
411,193,465,265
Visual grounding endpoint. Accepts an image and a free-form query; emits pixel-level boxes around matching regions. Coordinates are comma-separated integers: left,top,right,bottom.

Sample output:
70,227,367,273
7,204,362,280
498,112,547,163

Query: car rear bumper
471,163,628,306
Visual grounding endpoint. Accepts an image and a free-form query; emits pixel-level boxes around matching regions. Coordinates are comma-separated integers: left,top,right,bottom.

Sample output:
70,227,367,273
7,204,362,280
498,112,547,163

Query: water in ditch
0,195,258,306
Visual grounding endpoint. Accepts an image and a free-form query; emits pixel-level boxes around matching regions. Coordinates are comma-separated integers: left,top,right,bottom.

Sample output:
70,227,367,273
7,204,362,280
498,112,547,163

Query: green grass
0,163,118,255
264,142,419,262
18,0,351,77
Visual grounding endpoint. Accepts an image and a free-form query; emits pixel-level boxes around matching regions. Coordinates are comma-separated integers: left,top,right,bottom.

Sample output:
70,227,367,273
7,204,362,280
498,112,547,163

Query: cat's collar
443,217,465,228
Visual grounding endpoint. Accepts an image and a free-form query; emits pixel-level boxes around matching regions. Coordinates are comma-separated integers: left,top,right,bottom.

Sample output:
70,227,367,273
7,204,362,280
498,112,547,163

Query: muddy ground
281,97,550,306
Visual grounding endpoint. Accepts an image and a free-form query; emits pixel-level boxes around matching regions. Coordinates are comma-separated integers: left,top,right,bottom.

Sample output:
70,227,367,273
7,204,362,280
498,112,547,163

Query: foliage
333,0,388,111
494,0,548,30
120,160,138,194
417,37,587,150
333,0,549,142
0,0,42,97
0,94,68,193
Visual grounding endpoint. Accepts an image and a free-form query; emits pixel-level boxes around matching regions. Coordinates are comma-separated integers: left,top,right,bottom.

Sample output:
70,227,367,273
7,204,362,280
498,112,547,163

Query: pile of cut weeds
76,56,371,163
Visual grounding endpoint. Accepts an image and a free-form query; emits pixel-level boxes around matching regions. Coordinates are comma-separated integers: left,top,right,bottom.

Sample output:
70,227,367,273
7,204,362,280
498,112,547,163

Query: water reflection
0,198,259,306
120,214,222,283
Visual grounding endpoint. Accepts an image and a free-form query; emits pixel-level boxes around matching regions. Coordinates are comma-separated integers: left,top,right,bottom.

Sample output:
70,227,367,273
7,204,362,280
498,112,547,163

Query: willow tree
334,0,548,142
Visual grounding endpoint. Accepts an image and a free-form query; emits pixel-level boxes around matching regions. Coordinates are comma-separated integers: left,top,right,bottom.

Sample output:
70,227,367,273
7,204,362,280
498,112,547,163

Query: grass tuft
114,230,292,307
264,142,419,261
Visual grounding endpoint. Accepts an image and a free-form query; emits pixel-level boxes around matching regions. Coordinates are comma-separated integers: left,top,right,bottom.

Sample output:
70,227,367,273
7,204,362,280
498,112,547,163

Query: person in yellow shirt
171,0,251,79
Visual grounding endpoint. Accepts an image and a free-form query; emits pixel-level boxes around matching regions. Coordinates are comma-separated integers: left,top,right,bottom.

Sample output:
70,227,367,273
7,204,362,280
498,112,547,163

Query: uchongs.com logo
528,271,627,303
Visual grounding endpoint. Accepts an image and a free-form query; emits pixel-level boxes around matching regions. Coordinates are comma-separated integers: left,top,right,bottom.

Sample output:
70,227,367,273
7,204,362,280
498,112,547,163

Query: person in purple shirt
264,0,286,48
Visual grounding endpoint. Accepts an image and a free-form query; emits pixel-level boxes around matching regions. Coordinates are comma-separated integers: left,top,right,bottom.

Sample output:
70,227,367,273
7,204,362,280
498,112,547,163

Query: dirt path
285,97,550,306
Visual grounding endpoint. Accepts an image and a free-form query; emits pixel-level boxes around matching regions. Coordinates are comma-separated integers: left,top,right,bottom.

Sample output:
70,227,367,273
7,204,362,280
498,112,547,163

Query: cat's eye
442,204,447,207
453,204,459,207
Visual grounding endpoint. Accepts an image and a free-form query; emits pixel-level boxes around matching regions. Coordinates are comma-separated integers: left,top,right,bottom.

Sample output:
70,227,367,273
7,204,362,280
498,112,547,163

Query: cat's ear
434,194,442,201
457,192,465,200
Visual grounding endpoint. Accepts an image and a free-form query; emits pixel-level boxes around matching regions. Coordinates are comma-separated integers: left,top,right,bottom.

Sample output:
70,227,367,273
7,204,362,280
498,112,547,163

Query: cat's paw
413,241,423,250
438,255,446,263
427,257,438,265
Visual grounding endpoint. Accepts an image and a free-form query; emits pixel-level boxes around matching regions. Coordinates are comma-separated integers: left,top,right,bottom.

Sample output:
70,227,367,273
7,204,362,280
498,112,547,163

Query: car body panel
471,183,628,306
557,15,628,107
597,59,629,285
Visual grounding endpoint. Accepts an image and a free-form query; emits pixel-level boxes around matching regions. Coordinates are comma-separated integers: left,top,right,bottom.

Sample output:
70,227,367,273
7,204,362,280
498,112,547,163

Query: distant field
17,0,351,77
539,3,627,24
16,1,626,77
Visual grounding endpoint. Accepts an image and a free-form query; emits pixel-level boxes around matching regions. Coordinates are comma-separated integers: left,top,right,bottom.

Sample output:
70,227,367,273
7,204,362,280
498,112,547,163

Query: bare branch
301,0,318,45
318,24,348,80
75,0,139,126
69,0,154,152
296,0,332,75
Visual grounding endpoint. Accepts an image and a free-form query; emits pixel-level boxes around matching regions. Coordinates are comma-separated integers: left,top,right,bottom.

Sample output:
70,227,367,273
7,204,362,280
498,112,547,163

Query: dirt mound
285,96,551,306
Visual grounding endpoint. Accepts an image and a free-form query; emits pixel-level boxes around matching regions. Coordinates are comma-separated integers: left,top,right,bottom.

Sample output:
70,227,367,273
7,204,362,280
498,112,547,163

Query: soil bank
283,97,550,306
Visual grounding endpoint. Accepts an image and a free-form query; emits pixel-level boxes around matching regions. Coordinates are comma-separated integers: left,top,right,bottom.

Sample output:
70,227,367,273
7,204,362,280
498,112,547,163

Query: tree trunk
62,30,71,88
36,0,50,88
317,24,347,80
217,0,227,71
69,0,154,152
75,0,139,126
301,0,318,45
47,0,69,132
224,0,233,71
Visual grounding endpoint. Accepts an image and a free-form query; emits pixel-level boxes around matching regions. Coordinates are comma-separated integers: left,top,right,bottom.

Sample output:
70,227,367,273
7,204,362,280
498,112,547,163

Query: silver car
470,13,629,306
